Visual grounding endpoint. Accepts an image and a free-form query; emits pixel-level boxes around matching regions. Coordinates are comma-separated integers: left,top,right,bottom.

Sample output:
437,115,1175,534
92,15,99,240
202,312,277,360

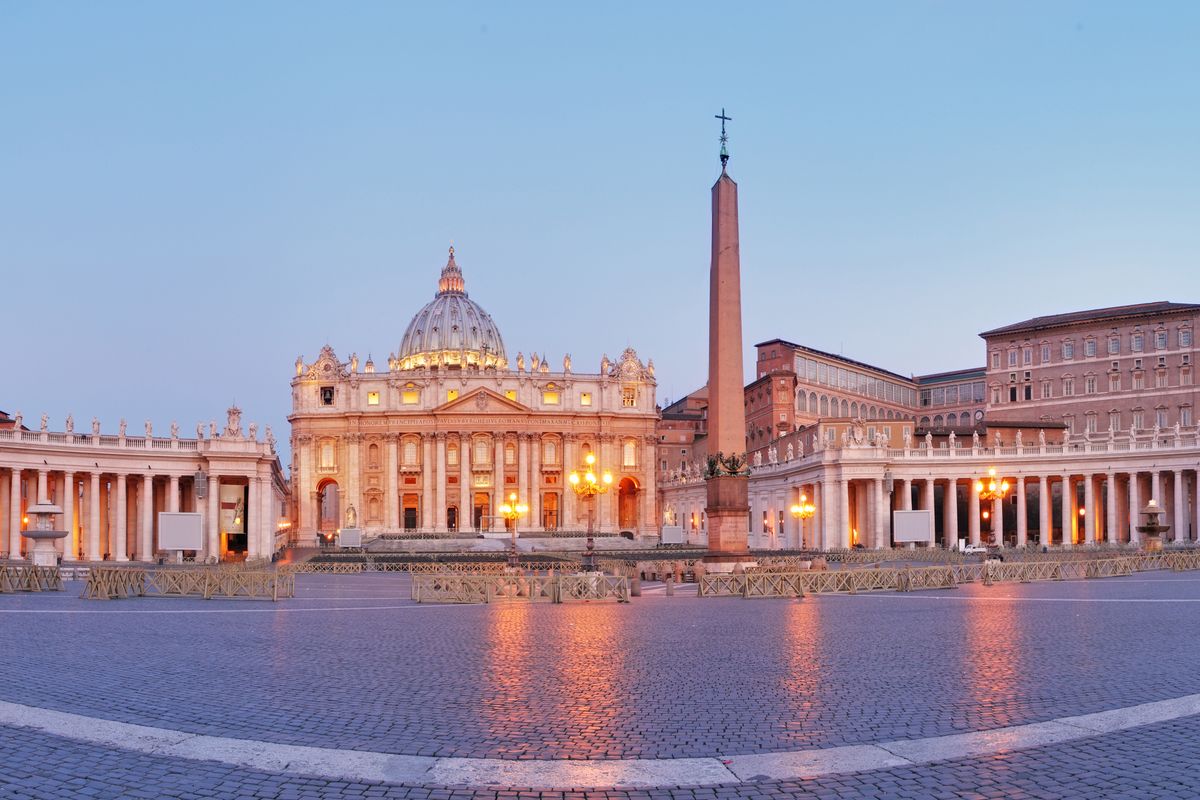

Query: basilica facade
288,248,659,544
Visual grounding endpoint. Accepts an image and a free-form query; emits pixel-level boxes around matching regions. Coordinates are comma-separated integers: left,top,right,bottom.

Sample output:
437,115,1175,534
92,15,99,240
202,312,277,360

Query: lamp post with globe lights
789,491,815,548
974,467,1010,546
497,492,529,570
568,451,612,572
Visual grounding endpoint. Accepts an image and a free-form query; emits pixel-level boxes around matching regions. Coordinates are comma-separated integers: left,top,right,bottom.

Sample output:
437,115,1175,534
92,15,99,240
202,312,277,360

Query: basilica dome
396,248,508,371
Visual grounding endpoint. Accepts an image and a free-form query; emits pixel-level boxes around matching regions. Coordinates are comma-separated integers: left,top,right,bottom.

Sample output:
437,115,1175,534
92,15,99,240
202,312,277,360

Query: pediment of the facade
433,388,530,415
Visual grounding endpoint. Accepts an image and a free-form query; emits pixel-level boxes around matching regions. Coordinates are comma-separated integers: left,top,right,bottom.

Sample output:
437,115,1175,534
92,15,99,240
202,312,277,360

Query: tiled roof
980,302,1199,338
915,367,986,384
754,339,913,384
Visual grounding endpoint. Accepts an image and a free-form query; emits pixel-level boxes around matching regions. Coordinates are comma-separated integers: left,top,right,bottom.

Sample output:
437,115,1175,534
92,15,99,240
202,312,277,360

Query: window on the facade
1134,373,1145,390
1041,344,1051,363
1182,407,1193,426
1183,367,1194,386
1182,329,1193,347
1132,333,1144,352
368,443,380,469
401,389,419,405
1156,371,1168,389
1132,411,1144,430
1109,337,1120,354
990,352,1000,369
622,386,636,407
473,439,490,465
1109,411,1121,432
505,443,516,465
1086,414,1097,433
1109,374,1120,392
367,391,380,406
542,390,560,405
1063,377,1075,396
1007,350,1017,367
991,387,1001,404
1023,348,1032,365
403,439,418,465
1085,376,1097,394
544,439,557,464
580,392,592,406
1157,408,1169,428
320,442,335,469
1062,342,1074,360
1041,381,1052,399
447,444,459,466
1156,331,1168,349
320,386,334,406
1023,385,1032,401
1085,340,1097,357
623,440,637,468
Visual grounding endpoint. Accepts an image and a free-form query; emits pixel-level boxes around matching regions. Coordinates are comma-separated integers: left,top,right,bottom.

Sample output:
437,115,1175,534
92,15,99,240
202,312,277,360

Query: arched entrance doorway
618,477,639,531
317,480,339,542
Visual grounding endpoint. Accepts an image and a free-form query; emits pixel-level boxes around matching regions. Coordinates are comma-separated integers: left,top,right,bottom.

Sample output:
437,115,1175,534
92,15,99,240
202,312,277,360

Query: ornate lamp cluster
974,467,1010,502
497,491,529,569
790,493,815,521
568,452,612,572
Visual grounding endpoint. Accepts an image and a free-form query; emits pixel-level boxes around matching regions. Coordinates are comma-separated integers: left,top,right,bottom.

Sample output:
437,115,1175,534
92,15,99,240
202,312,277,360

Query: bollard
665,576,674,596
630,574,641,597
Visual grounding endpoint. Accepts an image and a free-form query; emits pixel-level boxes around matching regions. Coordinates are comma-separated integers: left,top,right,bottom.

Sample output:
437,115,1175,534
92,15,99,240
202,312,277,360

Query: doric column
62,472,76,561
1105,472,1118,544
114,475,128,562
347,434,361,526
1151,470,1162,506
992,496,1003,547
1061,474,1073,548
247,478,261,559
838,479,851,549
141,474,154,562
1128,473,1141,545
296,435,312,533
421,434,434,530
968,480,981,545
493,436,505,525
9,470,22,559
1174,470,1186,544
1039,475,1051,547
434,433,447,531
386,435,399,530
945,479,959,549
207,476,220,561
873,478,887,549
1016,476,1027,548
168,474,180,513
37,469,49,503
642,436,655,538
459,434,472,532
563,435,578,528
1194,471,1200,544
88,473,100,560
1084,474,1096,544
922,479,935,546
599,435,614,532
530,435,542,531
900,478,913,511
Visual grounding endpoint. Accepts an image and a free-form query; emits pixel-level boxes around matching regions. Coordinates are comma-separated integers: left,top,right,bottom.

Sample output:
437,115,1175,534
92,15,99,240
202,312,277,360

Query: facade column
838,479,851,549
168,474,180,512
991,497,1003,547
207,476,220,561
421,435,434,530
63,472,76,561
641,437,655,538
386,435,399,530
1151,470,1162,506
968,480,981,545
1039,475,1051,547
1128,473,1141,545
1016,476,1027,548
1061,474,1073,548
434,433,447,531
296,437,312,535
459,434,473,532
922,479,935,547
900,478,913,511
141,475,154,562
1105,472,1118,544
517,434,530,522
530,435,542,531
493,436,505,530
88,473,100,560
563,436,578,528
817,479,831,551
1084,474,1096,544
945,479,959,549
247,478,261,560
347,435,361,529
9,470,22,558
1174,470,1186,544
36,468,48,503
873,478,887,549
598,436,614,532
1194,470,1200,543
114,475,128,562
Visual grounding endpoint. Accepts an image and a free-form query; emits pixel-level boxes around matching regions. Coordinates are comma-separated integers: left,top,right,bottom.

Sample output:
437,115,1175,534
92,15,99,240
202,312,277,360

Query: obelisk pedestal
702,138,754,572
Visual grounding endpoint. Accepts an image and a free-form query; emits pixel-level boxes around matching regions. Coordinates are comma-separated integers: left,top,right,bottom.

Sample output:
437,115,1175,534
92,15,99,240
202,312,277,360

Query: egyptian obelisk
704,110,752,569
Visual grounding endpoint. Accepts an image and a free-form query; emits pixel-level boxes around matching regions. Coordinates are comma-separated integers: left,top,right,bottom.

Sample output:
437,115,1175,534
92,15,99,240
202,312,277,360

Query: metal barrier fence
698,554,1200,598
83,567,295,601
0,564,63,593
411,573,630,604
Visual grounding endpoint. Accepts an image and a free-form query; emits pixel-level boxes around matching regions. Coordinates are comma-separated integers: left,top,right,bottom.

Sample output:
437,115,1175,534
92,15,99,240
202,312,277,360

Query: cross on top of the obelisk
715,108,732,169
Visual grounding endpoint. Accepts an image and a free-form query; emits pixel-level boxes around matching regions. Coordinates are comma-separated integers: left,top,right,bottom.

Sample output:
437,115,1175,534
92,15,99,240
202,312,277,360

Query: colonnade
1,466,276,562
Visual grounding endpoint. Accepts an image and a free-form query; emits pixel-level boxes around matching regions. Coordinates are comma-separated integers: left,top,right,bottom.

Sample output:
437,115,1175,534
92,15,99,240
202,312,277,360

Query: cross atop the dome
715,108,731,170
438,245,465,295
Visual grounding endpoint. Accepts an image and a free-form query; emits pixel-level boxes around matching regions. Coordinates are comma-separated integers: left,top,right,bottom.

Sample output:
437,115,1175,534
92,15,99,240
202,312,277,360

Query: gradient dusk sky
3,2,1198,463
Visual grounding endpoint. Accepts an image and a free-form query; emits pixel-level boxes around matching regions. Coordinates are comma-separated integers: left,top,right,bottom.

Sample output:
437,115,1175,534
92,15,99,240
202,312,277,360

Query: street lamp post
568,451,613,572
789,491,815,549
497,491,528,570
974,467,1010,546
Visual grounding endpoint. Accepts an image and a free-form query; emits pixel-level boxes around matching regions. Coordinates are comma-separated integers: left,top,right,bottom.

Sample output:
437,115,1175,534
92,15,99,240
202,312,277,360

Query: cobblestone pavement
4,713,1200,798
3,572,1200,760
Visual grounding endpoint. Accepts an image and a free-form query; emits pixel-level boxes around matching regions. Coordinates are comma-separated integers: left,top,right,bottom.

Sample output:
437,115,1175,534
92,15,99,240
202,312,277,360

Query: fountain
1135,499,1170,552
22,502,68,566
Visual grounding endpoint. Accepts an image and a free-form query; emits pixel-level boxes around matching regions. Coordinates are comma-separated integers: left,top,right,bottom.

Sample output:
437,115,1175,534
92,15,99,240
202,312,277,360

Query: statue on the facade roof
144,420,152,438
531,352,540,371
1038,428,1046,446
65,414,74,434
877,429,888,449
1015,430,1023,448
345,504,357,528
902,430,912,449
295,355,304,376
601,353,610,374
924,431,933,450
1174,421,1182,443
768,444,777,464
196,422,204,440
947,430,956,449
972,430,980,448
119,419,127,437
91,417,100,435
786,443,794,461
516,352,524,372
563,353,571,373
350,353,359,373
12,411,21,430
40,413,48,432
224,406,243,438
265,425,276,451
647,359,655,378
753,451,762,467
209,421,217,438
170,421,179,439
248,422,257,441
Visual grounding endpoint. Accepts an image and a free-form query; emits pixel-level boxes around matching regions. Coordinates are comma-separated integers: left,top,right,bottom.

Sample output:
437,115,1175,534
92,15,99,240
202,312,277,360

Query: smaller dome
397,247,507,371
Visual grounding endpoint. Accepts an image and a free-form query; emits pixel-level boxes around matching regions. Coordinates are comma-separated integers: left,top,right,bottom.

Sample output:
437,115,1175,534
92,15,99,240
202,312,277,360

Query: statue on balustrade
65,414,74,434
171,421,179,439
197,422,205,440
91,417,100,435
902,430,912,449
265,426,276,451
40,413,48,432
924,432,933,450
972,431,980,449
345,504,357,528
947,430,956,449
145,420,153,438
119,419,127,437
248,422,258,441
1015,430,1023,449
516,352,525,372
786,443,794,461
563,353,571,373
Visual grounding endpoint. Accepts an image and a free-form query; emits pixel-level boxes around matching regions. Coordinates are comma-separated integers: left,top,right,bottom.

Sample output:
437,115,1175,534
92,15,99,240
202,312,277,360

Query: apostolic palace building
288,248,660,544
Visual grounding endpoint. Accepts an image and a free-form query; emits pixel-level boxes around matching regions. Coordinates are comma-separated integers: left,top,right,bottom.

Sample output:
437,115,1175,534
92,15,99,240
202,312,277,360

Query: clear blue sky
3,2,1198,464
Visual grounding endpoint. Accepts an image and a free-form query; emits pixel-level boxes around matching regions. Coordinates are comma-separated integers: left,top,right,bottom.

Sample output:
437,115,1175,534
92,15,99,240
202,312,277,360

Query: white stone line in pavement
5,693,1200,789
0,604,472,615
834,594,1200,604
